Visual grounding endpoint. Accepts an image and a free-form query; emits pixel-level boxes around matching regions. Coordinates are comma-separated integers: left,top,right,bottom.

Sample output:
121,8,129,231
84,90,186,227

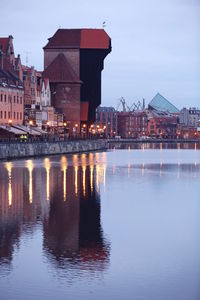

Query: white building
41,78,55,126
179,107,200,128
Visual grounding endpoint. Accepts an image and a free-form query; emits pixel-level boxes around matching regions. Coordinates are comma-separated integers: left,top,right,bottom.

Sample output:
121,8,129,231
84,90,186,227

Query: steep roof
43,29,111,50
42,53,81,83
0,38,9,53
149,93,179,114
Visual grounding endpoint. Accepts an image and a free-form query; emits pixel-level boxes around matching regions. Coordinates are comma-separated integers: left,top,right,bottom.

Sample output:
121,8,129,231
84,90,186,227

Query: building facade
0,37,24,126
43,29,111,135
117,111,148,138
179,107,200,128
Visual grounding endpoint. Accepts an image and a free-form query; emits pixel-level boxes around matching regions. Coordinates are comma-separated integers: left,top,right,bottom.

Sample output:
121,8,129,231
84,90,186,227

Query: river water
0,143,200,300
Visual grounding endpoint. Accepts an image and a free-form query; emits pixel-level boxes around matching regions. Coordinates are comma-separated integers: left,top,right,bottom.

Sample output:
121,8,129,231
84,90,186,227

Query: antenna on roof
24,51,31,66
102,21,106,28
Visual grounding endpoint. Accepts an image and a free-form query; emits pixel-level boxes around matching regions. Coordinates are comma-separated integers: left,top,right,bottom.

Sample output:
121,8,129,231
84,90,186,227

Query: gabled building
0,38,24,126
43,28,111,135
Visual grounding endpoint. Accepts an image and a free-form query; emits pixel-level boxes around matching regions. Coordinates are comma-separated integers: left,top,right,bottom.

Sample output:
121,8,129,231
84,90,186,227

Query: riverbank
108,138,200,144
0,139,108,160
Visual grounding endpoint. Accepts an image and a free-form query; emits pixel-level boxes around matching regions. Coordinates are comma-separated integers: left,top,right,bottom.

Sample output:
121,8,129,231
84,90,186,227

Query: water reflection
0,156,110,274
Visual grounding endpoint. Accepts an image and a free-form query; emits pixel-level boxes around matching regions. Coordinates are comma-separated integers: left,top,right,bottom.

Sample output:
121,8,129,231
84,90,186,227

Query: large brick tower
43,29,111,134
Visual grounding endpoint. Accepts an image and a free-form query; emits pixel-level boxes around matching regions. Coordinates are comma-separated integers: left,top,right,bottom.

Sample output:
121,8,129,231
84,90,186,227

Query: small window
14,112,15,119
4,111,6,119
17,112,19,120
20,112,22,120
4,95,6,102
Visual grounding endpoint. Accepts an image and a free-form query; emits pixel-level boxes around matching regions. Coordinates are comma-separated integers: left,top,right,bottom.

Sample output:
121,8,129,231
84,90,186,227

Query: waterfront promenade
0,139,108,160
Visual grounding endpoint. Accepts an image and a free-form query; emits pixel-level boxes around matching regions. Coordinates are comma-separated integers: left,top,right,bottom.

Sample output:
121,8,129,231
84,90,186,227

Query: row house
179,107,200,128
23,66,42,127
0,37,24,126
117,111,148,138
95,106,117,138
148,116,178,138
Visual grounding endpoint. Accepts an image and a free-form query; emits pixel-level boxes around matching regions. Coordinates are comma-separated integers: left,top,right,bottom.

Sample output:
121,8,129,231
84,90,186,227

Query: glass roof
149,93,179,113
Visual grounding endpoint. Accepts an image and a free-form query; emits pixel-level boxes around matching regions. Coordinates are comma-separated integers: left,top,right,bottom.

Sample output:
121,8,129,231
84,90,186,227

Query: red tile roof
44,29,111,50
42,53,81,83
0,38,9,53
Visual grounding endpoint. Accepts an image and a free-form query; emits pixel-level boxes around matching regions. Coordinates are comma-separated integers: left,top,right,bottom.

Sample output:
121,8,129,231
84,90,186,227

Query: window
0,94,2,102
4,111,6,119
0,111,2,118
20,112,22,120
14,112,15,119
17,96,19,104
8,112,11,118
14,96,16,103
17,112,19,120
4,95,6,102
20,97,22,104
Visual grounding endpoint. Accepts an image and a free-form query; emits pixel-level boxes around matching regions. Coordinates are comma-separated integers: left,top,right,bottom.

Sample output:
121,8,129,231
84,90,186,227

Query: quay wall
0,139,108,160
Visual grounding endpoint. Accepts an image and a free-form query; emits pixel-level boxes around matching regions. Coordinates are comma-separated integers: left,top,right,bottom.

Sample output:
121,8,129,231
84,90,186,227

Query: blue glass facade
149,93,179,113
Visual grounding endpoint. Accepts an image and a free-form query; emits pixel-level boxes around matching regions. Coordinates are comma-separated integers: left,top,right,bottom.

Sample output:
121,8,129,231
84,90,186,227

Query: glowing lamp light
75,123,78,128
8,119,12,124
63,122,67,127
29,120,33,126
83,124,86,128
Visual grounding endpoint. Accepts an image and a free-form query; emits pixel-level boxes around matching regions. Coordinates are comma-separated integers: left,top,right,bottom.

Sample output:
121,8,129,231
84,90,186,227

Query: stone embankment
0,139,108,160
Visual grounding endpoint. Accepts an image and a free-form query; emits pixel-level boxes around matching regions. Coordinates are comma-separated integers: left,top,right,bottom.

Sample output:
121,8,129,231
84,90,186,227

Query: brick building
117,111,148,138
148,116,178,138
95,106,117,137
43,29,111,135
0,37,24,126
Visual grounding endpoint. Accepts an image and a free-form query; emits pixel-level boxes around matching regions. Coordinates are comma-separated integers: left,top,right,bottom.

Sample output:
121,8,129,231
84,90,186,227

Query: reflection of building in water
0,165,24,264
43,163,110,271
0,156,110,272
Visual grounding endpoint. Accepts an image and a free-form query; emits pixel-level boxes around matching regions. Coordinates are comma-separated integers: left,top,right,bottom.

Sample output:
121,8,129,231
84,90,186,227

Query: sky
1,0,200,109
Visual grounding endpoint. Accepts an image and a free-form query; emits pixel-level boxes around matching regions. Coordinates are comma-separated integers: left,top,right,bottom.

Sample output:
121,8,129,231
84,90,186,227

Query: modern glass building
148,93,179,114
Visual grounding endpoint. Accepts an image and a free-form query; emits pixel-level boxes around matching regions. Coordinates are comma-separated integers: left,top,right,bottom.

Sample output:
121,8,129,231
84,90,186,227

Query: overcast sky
1,0,199,108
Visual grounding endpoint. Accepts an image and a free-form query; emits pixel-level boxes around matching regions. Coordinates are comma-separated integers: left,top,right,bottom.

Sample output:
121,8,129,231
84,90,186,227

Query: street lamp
8,119,12,125
29,120,33,126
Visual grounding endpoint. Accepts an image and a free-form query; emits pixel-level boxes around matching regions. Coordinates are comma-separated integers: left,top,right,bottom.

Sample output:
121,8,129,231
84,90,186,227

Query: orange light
75,123,78,128
63,122,67,127
29,120,33,126
46,121,50,126
83,124,86,128
8,119,12,124
97,125,100,129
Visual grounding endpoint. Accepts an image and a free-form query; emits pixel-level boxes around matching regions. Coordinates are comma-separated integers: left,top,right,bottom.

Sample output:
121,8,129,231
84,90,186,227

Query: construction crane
116,97,131,112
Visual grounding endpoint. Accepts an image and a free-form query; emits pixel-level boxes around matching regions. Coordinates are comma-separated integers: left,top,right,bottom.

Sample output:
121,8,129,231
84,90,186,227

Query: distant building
22,66,43,127
179,107,200,128
148,115,178,138
43,28,111,135
41,78,55,127
117,111,148,138
148,93,179,114
95,106,117,137
0,37,24,126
